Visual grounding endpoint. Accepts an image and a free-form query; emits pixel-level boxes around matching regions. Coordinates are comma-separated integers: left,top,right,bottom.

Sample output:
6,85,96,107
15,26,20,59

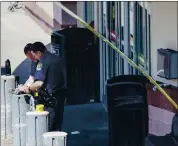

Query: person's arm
19,61,37,91
27,61,38,85
18,75,34,92
29,81,43,92
23,61,37,86
26,61,49,93
24,75,34,87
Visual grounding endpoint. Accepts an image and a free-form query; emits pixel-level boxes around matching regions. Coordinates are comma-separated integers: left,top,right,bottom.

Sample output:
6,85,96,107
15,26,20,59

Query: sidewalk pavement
63,103,109,146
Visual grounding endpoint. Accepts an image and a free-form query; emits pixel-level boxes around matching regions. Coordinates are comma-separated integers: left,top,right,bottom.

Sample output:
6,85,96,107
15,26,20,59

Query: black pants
46,92,66,131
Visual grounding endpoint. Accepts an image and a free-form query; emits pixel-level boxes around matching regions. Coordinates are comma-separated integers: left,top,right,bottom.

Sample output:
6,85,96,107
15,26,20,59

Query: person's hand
18,85,30,93
23,86,30,94
18,84,25,92
18,84,23,88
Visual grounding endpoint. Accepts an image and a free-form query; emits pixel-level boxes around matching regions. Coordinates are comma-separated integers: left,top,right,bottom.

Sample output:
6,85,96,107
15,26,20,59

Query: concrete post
43,132,67,146
29,96,36,111
12,94,31,146
1,75,15,139
26,111,49,146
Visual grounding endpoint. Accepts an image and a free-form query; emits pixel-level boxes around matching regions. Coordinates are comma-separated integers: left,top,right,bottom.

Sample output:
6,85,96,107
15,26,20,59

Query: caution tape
55,2,178,109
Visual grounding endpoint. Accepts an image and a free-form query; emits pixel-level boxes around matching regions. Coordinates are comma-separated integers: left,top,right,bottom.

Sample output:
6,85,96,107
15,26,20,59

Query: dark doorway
51,28,100,105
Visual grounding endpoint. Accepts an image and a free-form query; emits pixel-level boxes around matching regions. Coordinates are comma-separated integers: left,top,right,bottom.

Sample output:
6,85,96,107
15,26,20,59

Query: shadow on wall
12,43,51,84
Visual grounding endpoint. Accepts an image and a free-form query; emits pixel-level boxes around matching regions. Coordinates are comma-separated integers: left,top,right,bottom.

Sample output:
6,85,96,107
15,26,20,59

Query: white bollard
1,105,12,139
29,96,36,111
42,132,68,146
12,123,26,146
12,94,31,125
1,75,15,139
12,94,31,146
26,111,49,146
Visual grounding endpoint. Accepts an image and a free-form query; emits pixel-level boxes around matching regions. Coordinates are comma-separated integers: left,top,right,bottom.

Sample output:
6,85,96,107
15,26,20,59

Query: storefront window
84,2,94,24
98,2,151,75
96,1,151,102
137,2,151,73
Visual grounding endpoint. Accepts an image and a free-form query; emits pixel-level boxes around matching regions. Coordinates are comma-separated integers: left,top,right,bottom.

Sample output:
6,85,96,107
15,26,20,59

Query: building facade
76,2,178,136
23,1,178,106
1,1,177,136
77,2,178,105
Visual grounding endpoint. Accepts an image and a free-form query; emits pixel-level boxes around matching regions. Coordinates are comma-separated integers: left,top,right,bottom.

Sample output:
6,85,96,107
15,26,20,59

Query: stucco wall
1,2,50,83
24,2,55,34
37,2,54,19
151,2,178,87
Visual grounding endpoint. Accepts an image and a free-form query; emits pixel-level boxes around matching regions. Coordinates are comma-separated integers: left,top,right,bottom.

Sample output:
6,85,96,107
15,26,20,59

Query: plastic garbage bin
145,135,178,146
107,75,149,146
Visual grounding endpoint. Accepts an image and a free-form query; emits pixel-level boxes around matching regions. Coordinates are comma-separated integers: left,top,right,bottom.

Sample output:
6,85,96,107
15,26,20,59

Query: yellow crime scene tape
55,2,178,109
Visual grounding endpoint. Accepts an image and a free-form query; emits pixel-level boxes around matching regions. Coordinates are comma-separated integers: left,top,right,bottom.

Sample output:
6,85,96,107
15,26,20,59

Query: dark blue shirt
30,61,38,76
34,51,66,94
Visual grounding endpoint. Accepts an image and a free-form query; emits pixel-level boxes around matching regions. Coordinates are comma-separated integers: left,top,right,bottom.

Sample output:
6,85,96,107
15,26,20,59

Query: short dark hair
31,42,47,53
24,43,32,54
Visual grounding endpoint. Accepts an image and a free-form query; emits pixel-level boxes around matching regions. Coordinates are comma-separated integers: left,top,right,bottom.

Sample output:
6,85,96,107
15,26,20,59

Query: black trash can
145,135,178,146
107,75,149,146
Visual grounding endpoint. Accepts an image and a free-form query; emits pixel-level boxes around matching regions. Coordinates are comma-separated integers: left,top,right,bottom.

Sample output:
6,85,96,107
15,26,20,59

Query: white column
1,75,15,139
43,132,67,146
12,94,31,146
26,111,49,146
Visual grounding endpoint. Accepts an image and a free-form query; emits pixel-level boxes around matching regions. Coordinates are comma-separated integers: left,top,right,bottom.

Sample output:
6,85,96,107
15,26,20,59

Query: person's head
24,43,36,61
31,42,47,60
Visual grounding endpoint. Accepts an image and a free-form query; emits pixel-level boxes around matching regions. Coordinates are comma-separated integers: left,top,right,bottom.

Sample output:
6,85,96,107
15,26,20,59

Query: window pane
130,2,134,74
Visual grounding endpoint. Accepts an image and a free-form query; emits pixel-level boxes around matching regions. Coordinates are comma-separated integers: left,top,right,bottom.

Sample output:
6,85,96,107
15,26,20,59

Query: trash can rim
107,82,144,87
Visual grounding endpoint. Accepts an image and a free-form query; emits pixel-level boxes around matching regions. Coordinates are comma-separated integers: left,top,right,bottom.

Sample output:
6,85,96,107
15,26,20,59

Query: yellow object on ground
36,104,44,112
55,2,178,109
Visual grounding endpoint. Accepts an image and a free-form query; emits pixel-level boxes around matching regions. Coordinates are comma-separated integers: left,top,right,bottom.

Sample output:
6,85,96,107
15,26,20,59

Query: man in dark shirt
19,43,39,91
24,42,66,131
